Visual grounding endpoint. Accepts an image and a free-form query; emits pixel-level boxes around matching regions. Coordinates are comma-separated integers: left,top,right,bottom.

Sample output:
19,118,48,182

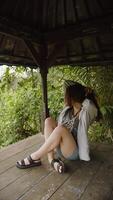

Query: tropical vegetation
0,65,113,148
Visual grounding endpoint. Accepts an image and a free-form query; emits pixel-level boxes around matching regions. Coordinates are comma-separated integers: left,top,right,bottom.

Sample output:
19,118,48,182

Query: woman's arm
77,109,90,161
77,99,97,161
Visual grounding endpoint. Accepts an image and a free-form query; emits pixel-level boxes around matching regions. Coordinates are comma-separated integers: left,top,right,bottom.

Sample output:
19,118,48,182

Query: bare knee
44,117,57,139
45,117,53,126
45,117,57,129
57,125,68,133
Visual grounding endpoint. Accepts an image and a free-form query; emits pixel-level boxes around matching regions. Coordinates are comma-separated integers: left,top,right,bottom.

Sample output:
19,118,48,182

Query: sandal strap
16,155,42,169
51,158,65,173
51,159,59,168
27,155,34,164
27,155,40,164
20,159,25,166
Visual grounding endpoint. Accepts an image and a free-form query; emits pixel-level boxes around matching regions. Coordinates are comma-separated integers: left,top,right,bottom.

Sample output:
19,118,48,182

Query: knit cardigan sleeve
77,99,97,161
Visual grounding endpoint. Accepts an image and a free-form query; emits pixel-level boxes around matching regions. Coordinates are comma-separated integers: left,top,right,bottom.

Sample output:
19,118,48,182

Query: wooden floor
0,134,113,200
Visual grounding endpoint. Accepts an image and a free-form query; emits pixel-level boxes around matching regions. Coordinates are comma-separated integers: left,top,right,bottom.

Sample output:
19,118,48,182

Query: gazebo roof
0,0,113,68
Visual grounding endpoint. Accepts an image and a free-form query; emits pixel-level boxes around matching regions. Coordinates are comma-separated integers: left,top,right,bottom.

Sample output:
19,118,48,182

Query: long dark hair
64,81,102,121
85,87,102,121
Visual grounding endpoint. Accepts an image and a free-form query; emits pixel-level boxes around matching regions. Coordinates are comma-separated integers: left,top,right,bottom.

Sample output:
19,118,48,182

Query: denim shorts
56,146,79,161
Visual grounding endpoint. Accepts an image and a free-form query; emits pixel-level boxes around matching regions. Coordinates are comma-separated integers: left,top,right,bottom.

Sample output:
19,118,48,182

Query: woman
16,80,101,173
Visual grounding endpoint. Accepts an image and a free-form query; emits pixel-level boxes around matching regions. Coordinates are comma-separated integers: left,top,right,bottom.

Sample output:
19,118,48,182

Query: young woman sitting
16,80,101,174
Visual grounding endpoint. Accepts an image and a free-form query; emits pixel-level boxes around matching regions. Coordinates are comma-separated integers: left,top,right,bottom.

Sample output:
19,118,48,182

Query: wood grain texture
0,134,113,200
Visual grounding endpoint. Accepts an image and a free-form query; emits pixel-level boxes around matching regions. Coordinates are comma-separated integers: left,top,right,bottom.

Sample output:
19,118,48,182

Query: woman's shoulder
58,106,72,123
60,106,71,114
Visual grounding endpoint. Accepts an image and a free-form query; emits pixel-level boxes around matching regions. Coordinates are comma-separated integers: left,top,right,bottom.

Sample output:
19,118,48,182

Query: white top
77,99,97,161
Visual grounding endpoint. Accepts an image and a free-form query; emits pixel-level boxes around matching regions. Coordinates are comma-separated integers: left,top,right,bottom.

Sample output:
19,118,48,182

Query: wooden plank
0,166,28,191
72,0,79,21
96,143,113,152
109,190,113,200
90,142,98,151
0,53,34,63
0,141,45,189
0,17,42,44
15,160,80,200
44,14,113,43
0,133,42,153
80,184,112,200
55,57,113,67
0,133,43,161
0,59,36,68
24,40,41,67
93,163,113,188
91,144,113,164
79,153,113,200
0,134,113,200
47,43,65,67
85,0,92,17
50,160,101,200
0,143,41,174
0,159,52,200
57,49,113,61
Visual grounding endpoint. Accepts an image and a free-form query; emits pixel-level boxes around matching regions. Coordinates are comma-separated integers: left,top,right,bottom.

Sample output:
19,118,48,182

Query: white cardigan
77,99,97,161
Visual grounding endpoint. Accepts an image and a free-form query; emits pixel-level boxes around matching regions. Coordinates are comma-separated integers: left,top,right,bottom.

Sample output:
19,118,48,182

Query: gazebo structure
0,0,113,119
0,2,113,199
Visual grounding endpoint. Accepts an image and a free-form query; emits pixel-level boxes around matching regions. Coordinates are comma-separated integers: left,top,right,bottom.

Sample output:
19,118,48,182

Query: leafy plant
0,65,113,148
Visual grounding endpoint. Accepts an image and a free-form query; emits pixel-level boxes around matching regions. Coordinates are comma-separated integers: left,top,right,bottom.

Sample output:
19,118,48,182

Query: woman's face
71,99,76,107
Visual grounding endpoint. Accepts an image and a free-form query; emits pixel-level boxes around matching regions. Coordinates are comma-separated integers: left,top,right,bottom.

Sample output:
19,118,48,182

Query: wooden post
40,68,49,133
24,40,49,133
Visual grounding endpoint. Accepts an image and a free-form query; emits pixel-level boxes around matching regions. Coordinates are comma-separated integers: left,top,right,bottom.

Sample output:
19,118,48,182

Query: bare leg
17,123,77,170
31,125,77,160
18,117,57,166
44,117,57,164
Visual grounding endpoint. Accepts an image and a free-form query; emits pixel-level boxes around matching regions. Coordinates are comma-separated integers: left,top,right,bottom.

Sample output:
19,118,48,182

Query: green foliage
48,66,113,143
0,66,42,147
0,65,113,148
89,122,113,143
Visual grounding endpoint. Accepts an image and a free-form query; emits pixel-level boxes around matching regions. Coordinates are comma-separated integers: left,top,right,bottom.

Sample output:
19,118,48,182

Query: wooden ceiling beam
57,48,113,60
0,53,34,62
55,58,113,67
96,36,105,59
63,0,67,25
0,61,31,67
0,17,43,44
0,57,36,68
96,0,104,12
55,0,58,26
72,0,79,22
0,34,4,46
44,14,113,43
79,39,86,61
0,13,113,45
24,40,42,67
65,42,70,63
47,42,65,67
85,0,92,17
